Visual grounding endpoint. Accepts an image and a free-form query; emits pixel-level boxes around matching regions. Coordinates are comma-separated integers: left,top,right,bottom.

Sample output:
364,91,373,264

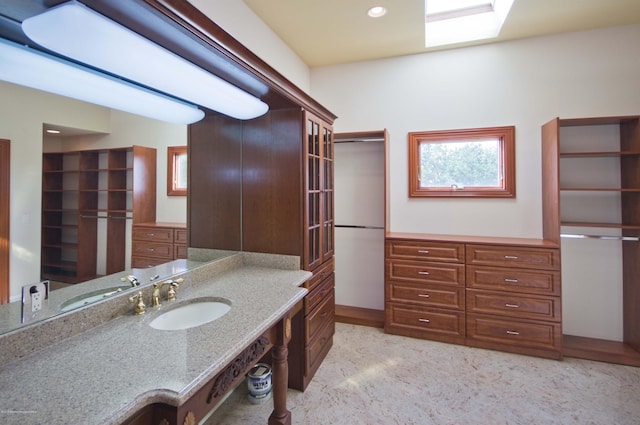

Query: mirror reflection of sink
149,299,231,331
61,285,131,312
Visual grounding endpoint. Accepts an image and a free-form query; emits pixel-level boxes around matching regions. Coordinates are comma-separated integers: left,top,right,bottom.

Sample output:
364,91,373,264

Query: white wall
187,0,311,93
0,82,187,300
334,141,385,310
311,24,640,240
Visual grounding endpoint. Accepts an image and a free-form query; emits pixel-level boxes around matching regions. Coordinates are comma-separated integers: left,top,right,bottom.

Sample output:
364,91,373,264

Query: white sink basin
61,285,131,312
149,299,231,331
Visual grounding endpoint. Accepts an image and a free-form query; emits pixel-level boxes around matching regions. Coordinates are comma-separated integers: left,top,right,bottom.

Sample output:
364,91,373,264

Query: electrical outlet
21,280,50,323
31,289,42,312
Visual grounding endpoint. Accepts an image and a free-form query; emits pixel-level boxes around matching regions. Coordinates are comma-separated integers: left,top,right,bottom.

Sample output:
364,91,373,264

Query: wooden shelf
42,224,78,230
41,260,77,270
542,115,640,367
563,335,640,367
42,243,78,250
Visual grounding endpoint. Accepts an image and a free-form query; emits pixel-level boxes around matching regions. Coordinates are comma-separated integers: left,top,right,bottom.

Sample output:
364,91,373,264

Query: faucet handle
129,291,146,315
165,279,181,301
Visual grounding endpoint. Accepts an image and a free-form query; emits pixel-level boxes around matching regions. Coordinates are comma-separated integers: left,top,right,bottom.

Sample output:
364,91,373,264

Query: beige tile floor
205,323,640,425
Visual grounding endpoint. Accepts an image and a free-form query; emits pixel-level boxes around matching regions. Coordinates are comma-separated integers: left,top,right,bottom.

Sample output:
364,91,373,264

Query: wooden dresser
132,222,187,268
385,233,562,360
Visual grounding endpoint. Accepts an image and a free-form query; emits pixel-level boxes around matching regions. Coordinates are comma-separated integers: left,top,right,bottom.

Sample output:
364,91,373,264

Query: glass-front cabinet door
304,111,334,270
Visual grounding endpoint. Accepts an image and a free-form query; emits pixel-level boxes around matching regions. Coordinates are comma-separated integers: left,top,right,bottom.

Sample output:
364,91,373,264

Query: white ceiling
243,0,640,67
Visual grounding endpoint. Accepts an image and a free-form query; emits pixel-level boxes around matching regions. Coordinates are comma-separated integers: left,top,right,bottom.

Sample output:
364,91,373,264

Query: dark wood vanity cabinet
189,109,335,391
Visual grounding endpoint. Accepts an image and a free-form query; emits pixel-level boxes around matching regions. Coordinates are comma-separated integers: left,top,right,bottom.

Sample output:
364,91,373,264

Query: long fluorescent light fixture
425,0,514,48
0,38,204,124
22,1,268,120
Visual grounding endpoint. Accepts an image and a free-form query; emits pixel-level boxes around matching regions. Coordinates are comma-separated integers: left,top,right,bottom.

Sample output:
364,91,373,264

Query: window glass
167,146,187,196
409,126,515,198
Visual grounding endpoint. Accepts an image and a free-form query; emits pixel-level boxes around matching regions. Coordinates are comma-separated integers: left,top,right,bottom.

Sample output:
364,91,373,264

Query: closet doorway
334,130,387,326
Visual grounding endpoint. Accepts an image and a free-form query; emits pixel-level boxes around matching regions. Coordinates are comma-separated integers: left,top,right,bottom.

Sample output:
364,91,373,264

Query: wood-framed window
167,146,187,196
408,126,515,198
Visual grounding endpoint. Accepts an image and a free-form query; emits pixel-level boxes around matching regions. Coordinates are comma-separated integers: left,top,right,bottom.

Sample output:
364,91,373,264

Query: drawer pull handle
505,303,519,308
506,330,520,335
319,311,328,318
418,250,429,254
504,278,519,283
146,233,155,237
418,294,430,298
418,318,430,323
504,255,518,260
418,271,430,275
148,248,155,252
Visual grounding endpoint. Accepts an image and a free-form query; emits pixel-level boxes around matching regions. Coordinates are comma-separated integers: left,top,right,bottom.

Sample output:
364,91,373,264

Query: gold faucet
151,278,182,307
129,291,146,315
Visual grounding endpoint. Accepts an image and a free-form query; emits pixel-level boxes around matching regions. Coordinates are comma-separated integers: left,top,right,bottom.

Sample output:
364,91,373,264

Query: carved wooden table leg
269,314,292,425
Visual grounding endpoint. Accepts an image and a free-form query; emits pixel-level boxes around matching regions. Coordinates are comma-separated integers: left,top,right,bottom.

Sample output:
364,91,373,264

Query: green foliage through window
408,126,515,198
419,139,500,188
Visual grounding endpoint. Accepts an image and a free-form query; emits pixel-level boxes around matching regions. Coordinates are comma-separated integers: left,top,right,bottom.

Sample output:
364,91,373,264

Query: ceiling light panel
22,1,268,120
0,38,205,124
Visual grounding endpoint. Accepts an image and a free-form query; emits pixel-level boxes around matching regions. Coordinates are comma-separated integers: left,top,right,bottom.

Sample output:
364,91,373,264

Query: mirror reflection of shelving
41,146,155,283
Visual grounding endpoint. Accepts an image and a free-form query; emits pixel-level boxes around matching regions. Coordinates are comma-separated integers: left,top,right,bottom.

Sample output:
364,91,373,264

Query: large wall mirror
0,80,216,334
0,0,259,334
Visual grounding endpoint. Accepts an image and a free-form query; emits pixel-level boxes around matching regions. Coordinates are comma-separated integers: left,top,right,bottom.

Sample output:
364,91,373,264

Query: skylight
425,0,514,48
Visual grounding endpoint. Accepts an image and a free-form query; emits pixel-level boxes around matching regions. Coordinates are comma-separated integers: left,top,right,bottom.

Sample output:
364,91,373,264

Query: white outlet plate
21,280,50,323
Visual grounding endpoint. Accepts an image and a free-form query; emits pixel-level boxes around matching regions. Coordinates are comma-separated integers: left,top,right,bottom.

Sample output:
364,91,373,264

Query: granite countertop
0,253,310,425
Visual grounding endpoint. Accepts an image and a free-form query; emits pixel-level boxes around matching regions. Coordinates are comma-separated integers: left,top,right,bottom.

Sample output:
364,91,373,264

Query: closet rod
561,233,640,241
336,224,384,230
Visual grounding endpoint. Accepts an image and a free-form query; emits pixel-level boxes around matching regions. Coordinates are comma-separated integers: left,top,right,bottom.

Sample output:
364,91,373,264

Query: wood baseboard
335,305,384,328
563,334,640,367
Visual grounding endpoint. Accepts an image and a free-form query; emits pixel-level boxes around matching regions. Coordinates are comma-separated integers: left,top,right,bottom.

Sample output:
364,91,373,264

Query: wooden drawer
386,259,465,286
305,257,335,292
174,244,187,259
466,245,560,270
467,265,560,295
467,289,560,322
306,318,334,376
132,227,174,243
306,291,335,344
387,282,464,310
132,241,173,260
386,304,465,339
305,273,334,314
467,313,561,352
386,240,464,263
175,229,187,244
131,256,169,268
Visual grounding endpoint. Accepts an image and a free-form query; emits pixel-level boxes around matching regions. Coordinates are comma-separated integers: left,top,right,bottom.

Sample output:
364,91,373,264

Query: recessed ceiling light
46,129,61,134
368,6,387,18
